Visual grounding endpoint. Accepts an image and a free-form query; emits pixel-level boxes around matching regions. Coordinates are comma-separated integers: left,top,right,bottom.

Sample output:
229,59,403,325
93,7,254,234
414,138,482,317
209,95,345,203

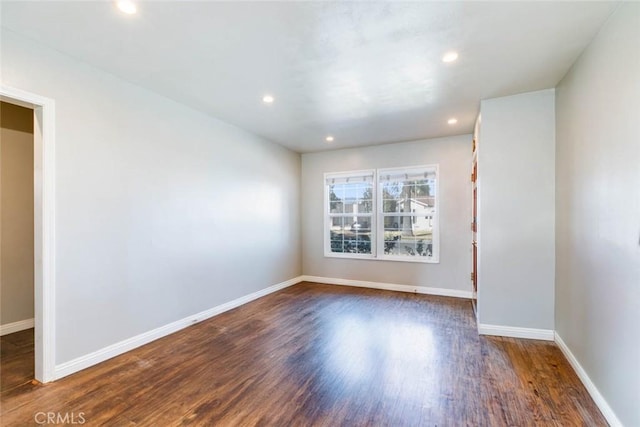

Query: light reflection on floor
322,308,438,406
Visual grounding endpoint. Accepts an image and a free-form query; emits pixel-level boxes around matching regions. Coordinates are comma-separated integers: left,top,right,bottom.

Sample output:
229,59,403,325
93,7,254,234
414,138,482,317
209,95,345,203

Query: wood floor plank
0,329,35,394
0,283,607,426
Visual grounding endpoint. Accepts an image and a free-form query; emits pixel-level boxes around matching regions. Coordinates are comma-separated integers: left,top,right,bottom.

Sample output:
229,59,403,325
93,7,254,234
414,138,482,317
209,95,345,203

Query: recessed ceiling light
262,95,275,104
326,136,334,142
116,0,137,14
442,51,459,63
448,118,458,125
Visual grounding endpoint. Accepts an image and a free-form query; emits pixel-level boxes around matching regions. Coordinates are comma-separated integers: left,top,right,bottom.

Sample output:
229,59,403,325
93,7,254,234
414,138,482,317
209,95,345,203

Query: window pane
329,216,344,231
329,201,343,214
381,181,403,213
329,216,372,254
382,178,435,213
328,185,344,214
383,216,433,257
336,182,373,214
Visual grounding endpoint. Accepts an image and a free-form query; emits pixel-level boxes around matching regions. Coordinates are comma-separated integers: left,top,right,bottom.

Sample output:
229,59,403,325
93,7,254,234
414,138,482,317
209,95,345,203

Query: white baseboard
555,332,622,427
300,275,472,299
54,276,303,380
0,318,35,336
46,275,624,426
477,323,554,341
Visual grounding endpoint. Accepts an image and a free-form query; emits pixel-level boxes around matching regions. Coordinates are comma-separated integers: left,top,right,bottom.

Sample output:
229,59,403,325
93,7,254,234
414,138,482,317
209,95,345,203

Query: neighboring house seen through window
324,165,439,263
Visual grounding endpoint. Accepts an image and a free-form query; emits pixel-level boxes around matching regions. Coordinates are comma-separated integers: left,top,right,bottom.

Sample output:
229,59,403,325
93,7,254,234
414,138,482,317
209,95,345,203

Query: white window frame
376,165,439,264
323,165,439,263
323,170,376,260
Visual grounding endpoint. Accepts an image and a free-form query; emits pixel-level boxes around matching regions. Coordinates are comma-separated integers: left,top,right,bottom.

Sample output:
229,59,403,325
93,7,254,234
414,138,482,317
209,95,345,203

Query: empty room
0,1,638,426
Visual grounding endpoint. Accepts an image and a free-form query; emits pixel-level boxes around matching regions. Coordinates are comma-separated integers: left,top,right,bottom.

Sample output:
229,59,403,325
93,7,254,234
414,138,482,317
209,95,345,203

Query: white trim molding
1,84,56,383
53,276,470,379
54,276,303,380
555,332,622,427
0,318,35,336
477,323,554,341
300,275,472,299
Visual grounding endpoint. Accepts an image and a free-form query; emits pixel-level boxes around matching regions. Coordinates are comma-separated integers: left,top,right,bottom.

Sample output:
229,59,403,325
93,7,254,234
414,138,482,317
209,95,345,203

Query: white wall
477,89,555,331
555,3,640,426
0,30,301,365
1,102,35,327
302,135,472,292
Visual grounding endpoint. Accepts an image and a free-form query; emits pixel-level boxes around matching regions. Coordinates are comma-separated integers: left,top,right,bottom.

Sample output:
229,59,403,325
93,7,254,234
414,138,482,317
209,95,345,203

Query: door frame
1,85,56,383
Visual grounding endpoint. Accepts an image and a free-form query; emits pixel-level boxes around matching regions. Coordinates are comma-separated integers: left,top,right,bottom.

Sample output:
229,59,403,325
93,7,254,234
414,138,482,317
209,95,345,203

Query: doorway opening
0,86,56,384
0,101,36,392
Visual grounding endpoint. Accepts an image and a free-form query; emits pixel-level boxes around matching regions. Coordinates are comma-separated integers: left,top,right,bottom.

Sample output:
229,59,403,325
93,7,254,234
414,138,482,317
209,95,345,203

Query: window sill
324,253,439,264
324,252,375,261
376,255,439,264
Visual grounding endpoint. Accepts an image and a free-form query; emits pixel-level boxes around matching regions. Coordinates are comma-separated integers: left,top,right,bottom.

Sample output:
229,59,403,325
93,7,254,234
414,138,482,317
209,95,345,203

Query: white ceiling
1,1,617,153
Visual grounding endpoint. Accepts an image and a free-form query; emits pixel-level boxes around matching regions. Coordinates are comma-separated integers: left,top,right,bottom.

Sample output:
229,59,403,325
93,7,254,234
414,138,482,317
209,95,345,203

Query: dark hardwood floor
0,282,606,426
0,328,34,394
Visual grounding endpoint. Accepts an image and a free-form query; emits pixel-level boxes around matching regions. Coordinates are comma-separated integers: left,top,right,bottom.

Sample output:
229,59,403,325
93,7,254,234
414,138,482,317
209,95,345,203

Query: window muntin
324,166,439,263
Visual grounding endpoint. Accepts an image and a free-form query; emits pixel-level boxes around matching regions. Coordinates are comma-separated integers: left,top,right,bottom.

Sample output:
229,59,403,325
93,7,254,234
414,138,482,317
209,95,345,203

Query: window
324,170,375,258
377,166,438,262
324,165,439,263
